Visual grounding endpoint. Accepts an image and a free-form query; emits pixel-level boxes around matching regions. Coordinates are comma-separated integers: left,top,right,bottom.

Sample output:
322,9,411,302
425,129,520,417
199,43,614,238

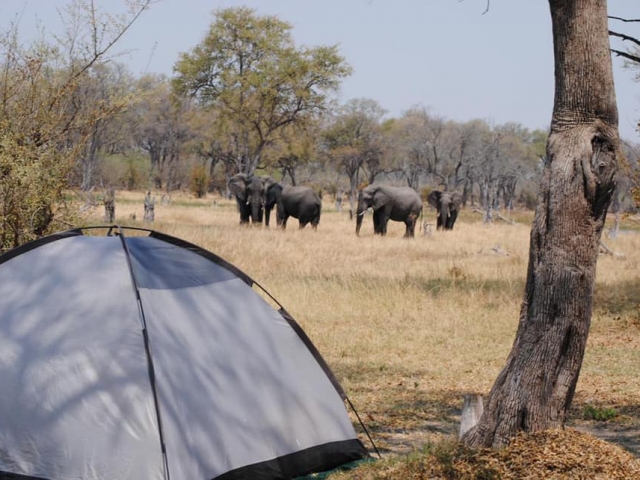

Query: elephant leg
298,211,311,229
436,213,444,230
240,207,251,225
377,214,386,234
276,207,285,228
447,211,459,230
236,199,250,224
379,213,389,236
380,206,394,236
405,213,417,238
264,208,270,227
372,210,382,234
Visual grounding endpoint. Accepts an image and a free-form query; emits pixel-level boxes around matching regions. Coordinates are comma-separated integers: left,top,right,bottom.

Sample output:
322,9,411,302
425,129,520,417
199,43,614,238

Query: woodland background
2,1,640,477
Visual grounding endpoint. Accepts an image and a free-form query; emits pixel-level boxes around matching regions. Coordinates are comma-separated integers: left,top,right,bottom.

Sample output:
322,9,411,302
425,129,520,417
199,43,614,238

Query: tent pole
345,396,381,459
115,225,172,480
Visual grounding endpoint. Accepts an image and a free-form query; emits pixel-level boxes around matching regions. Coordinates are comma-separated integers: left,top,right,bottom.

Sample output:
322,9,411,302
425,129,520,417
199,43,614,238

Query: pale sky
2,0,639,140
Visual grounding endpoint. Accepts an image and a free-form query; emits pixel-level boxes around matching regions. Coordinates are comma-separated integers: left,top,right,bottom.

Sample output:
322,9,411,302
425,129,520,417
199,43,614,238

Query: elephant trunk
441,204,450,230
251,197,263,224
264,205,272,227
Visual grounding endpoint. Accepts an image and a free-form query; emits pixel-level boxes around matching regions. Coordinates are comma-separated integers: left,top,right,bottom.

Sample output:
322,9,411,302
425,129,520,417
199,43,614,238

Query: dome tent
0,226,369,480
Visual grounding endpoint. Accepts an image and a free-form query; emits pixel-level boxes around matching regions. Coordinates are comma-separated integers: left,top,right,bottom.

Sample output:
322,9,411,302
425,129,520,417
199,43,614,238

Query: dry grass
80,190,640,476
328,429,640,479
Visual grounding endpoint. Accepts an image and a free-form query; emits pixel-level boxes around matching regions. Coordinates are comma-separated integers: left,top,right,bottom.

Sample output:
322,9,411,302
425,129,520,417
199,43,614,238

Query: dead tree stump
459,394,484,439
103,189,115,223
144,192,155,222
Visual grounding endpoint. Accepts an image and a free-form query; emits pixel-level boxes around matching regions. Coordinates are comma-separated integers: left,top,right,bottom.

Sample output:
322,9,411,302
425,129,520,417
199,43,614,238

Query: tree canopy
172,7,352,175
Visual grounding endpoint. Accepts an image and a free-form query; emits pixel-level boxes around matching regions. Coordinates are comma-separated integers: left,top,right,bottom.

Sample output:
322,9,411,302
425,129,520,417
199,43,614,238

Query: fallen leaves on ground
328,428,640,479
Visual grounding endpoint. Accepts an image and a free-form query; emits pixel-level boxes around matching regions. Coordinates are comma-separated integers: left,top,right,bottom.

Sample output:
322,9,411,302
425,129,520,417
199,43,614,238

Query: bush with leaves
0,0,152,250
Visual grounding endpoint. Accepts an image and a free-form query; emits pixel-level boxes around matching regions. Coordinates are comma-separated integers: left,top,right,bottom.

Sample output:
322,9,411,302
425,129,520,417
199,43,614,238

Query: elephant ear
266,182,283,206
227,174,248,202
450,191,463,207
427,190,442,208
261,177,276,196
260,176,274,189
371,186,390,211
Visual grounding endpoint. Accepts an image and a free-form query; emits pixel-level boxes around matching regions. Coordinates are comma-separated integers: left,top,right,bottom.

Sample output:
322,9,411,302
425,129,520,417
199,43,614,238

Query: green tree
268,120,321,186
172,7,351,175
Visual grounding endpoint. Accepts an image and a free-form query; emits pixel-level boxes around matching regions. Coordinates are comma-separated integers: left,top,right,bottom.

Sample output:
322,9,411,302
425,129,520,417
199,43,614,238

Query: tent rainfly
0,227,369,480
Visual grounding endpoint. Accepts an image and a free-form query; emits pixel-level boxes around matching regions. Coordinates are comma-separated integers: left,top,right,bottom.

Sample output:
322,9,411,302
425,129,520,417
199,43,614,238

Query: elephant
227,173,271,225
427,190,463,230
355,184,422,238
264,182,322,229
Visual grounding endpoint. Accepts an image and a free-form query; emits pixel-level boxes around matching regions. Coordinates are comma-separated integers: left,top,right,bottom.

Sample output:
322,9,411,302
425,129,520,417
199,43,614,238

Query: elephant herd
227,174,321,229
227,173,462,238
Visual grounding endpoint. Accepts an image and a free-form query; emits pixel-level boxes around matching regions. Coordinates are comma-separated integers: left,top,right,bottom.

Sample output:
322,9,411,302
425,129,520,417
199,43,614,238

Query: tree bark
462,0,618,449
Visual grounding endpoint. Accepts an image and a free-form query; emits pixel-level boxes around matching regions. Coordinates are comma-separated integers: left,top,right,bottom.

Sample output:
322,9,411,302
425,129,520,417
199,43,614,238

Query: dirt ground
575,423,640,457
372,412,640,459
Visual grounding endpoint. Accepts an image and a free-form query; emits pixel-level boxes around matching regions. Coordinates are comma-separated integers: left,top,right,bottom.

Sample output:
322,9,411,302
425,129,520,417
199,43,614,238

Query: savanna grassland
82,191,640,476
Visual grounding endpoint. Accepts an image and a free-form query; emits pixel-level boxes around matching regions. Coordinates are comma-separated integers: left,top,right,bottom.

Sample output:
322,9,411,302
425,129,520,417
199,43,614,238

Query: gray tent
0,227,368,479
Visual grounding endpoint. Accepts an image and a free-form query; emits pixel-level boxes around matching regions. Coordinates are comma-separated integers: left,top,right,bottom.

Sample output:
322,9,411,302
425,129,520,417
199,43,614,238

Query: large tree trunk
462,0,618,449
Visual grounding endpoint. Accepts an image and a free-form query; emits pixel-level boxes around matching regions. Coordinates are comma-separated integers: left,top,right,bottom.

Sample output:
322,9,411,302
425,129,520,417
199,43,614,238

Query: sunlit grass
80,190,640,458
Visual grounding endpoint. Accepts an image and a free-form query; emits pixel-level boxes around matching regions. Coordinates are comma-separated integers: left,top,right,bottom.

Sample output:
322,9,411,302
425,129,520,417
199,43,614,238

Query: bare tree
133,77,194,191
449,119,489,206
392,107,432,190
609,15,640,65
72,63,135,191
475,123,535,222
392,106,459,192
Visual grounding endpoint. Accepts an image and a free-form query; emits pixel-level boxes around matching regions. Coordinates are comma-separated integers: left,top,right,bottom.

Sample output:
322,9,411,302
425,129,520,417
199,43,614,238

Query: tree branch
608,16,640,23
609,30,640,48
610,49,640,64
69,0,156,84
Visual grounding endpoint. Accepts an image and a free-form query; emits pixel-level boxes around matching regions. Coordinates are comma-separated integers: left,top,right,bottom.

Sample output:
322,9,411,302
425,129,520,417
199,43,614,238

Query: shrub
583,404,618,421
190,164,209,198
